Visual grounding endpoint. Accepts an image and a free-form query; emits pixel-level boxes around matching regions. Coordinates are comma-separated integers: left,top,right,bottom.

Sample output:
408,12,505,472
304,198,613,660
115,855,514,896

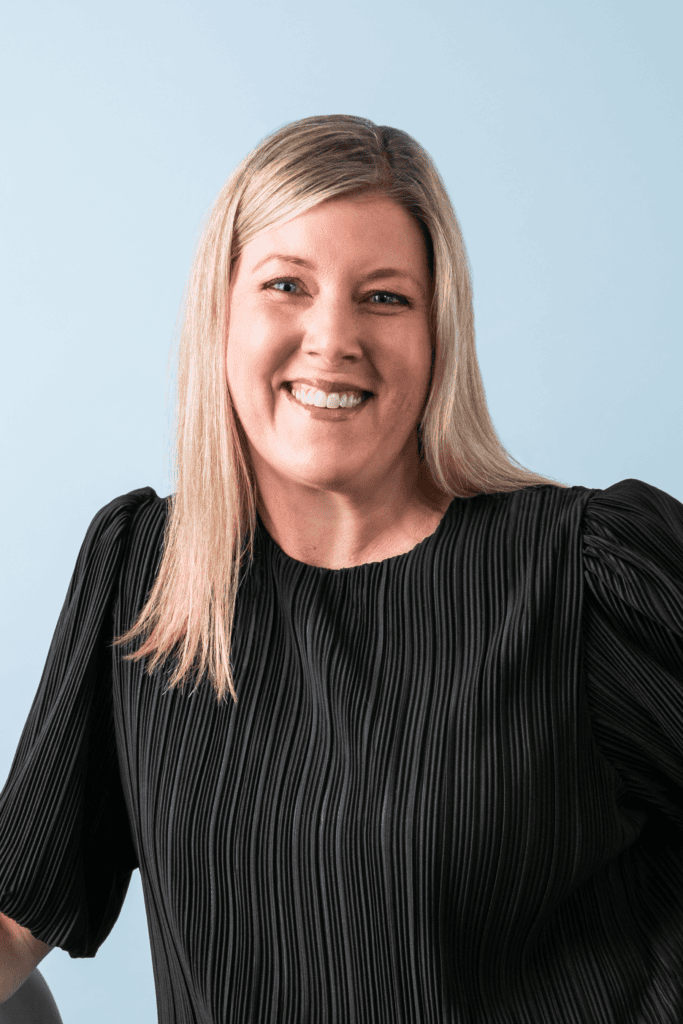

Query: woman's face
226,192,433,505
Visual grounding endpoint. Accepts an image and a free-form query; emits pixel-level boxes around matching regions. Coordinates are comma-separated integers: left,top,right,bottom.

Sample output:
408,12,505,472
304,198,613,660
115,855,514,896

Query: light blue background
1,0,681,1020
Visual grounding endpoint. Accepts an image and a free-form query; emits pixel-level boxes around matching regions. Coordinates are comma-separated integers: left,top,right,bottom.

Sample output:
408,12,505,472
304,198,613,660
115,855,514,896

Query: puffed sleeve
0,486,158,958
582,477,683,831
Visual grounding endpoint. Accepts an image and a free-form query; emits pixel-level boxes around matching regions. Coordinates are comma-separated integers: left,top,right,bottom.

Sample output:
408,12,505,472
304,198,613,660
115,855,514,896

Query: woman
0,114,681,1023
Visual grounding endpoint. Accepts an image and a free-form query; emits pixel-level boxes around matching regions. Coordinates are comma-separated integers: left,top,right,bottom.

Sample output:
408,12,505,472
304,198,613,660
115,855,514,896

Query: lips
285,378,374,396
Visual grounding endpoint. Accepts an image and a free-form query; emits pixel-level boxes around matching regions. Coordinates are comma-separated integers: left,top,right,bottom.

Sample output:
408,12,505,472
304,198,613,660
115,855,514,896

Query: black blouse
0,478,682,1023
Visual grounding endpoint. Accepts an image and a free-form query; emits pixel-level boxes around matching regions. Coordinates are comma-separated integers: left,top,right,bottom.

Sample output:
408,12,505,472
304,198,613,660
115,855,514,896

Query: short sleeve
582,477,683,832
0,486,158,958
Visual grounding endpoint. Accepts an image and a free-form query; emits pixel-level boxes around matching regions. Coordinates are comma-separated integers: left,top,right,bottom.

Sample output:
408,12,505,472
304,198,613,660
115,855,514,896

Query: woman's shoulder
94,484,167,518
85,485,168,541
448,478,681,561
71,485,169,586
581,476,683,526
466,476,681,519
461,479,596,521
581,476,683,582
493,476,682,542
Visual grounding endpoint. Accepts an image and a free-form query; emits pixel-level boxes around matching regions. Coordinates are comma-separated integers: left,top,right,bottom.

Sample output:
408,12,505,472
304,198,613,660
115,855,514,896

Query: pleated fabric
0,477,682,1024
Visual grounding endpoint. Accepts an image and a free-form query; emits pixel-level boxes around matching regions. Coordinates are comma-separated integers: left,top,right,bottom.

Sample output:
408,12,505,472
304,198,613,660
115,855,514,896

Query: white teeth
290,386,365,409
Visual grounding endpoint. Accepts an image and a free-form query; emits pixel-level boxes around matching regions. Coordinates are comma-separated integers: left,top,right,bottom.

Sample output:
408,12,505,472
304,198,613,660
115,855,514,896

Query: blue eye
268,280,298,294
265,278,410,307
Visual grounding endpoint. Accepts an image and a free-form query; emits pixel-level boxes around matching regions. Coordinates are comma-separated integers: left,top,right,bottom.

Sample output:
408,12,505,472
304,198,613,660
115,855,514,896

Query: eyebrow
252,254,425,295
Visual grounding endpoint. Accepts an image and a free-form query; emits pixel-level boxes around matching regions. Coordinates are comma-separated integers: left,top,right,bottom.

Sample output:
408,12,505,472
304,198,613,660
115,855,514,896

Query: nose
299,295,365,362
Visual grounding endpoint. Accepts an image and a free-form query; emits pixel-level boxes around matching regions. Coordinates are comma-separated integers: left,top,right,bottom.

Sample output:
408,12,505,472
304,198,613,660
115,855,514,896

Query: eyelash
264,278,411,307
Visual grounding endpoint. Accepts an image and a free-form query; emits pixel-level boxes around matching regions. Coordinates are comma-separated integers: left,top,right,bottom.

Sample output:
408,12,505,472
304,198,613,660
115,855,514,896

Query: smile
282,383,373,419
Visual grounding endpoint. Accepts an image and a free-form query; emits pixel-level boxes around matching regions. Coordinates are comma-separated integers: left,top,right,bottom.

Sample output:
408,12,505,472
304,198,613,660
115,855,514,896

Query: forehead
244,194,428,268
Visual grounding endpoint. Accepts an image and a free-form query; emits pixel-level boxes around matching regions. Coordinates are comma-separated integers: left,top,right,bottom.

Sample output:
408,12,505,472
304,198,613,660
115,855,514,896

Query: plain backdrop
1,0,681,1020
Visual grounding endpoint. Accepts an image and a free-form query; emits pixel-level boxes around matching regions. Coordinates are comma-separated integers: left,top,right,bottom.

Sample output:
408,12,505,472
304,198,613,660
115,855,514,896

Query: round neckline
256,498,457,573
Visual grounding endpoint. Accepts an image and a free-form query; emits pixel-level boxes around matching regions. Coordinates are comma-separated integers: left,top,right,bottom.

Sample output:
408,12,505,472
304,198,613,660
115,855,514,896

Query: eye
264,278,411,307
368,291,410,306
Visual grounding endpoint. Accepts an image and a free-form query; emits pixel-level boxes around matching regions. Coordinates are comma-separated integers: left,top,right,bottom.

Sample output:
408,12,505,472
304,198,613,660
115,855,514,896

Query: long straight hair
111,114,568,705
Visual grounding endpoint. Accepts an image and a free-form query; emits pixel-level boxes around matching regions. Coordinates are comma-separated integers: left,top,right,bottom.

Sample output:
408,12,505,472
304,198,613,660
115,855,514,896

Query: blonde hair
111,114,568,706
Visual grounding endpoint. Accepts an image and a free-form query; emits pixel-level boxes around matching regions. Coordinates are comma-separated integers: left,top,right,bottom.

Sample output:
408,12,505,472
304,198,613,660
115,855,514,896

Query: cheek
225,337,258,432
398,344,433,398
226,342,279,434
227,310,287,381
226,339,262,398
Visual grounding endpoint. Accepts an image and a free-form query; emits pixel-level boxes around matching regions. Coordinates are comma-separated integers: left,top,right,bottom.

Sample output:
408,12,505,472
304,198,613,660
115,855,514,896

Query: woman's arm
0,912,54,1005
0,967,63,1023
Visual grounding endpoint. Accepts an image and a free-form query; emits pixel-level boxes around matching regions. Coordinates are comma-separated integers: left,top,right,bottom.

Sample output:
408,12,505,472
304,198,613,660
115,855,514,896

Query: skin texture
0,912,56,1015
226,193,451,569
